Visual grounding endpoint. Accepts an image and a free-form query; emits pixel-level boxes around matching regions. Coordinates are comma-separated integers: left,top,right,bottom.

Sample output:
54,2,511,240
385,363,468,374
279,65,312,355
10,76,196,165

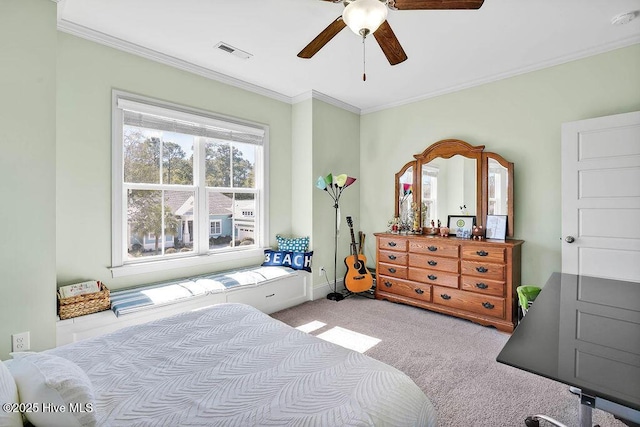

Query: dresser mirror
421,155,477,227
394,139,514,237
395,161,417,221
487,157,509,216
484,152,514,236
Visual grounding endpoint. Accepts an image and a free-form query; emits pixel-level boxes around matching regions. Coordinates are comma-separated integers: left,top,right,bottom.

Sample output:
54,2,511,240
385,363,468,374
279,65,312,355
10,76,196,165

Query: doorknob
565,236,575,243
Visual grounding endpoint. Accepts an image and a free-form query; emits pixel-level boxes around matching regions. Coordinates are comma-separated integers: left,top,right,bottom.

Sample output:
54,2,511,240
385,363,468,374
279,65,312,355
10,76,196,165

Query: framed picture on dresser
447,215,476,238
485,215,507,239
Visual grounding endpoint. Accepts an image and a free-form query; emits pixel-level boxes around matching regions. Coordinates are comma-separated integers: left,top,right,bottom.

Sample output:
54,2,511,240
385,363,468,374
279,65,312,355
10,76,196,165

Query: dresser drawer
379,249,408,265
461,261,505,281
377,277,431,303
461,246,505,263
378,262,408,279
409,240,459,258
408,267,458,288
461,276,506,297
408,253,459,273
378,237,408,251
432,287,505,319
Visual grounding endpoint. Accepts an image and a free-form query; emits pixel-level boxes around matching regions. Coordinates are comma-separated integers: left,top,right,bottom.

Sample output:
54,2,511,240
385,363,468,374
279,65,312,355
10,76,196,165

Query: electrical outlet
319,267,326,277
12,331,30,352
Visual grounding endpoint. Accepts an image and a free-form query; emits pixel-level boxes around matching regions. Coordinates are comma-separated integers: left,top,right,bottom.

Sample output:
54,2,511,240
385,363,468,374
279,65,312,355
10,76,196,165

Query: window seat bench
56,265,312,346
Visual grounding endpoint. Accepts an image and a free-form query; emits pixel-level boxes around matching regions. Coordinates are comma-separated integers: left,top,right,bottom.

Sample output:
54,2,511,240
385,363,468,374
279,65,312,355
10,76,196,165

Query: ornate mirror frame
394,139,515,237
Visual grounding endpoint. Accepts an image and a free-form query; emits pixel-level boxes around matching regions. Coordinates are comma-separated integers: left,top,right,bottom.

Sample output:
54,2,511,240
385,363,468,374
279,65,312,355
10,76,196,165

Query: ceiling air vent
214,42,252,60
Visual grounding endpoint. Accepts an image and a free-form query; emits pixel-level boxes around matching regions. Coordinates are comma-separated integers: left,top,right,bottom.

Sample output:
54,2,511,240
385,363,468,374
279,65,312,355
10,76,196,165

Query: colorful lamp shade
315,176,327,191
316,174,356,191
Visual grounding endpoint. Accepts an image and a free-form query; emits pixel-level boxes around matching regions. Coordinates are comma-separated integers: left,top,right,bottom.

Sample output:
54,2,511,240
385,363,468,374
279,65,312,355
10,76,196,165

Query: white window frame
488,166,505,215
422,166,439,225
110,90,269,278
210,219,222,236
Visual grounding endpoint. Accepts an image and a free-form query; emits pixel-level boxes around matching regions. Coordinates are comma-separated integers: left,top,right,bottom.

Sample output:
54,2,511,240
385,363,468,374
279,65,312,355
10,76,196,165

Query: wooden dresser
374,233,523,332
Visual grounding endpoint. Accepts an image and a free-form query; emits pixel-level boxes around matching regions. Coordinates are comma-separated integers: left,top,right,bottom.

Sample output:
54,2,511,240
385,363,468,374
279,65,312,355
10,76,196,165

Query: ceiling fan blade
391,0,484,10
297,17,347,59
373,20,407,66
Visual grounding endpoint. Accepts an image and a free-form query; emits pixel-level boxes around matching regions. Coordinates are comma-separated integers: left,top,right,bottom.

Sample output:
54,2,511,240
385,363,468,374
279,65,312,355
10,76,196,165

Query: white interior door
561,111,640,282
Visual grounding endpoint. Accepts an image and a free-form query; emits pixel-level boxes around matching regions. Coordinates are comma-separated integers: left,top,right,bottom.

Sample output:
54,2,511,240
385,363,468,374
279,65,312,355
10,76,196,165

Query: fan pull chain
362,36,366,81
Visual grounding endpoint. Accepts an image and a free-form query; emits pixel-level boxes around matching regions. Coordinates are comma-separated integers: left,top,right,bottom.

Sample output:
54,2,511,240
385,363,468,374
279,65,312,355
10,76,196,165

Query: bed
4,303,436,426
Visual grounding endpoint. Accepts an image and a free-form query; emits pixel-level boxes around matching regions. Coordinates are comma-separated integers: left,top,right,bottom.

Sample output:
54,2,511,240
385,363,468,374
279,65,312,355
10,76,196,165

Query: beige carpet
271,296,625,427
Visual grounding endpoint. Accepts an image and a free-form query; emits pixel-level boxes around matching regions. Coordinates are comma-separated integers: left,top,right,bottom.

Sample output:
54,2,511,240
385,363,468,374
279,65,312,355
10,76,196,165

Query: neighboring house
233,199,255,241
129,192,255,252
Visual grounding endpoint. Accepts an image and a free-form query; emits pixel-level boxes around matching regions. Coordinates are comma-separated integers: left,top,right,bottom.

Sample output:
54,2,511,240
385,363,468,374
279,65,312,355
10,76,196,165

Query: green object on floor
516,285,541,316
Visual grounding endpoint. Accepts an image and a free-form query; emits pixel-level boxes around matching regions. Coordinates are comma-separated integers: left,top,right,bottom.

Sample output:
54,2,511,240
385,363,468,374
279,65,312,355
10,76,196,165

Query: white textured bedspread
49,303,437,426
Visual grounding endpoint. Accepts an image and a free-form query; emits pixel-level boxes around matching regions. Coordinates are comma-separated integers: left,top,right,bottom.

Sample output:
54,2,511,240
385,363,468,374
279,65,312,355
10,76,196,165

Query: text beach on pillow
316,173,356,301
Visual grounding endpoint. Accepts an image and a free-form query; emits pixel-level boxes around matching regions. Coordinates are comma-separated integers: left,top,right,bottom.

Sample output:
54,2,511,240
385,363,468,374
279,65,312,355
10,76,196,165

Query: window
111,91,268,276
210,220,222,236
422,166,439,226
488,166,505,215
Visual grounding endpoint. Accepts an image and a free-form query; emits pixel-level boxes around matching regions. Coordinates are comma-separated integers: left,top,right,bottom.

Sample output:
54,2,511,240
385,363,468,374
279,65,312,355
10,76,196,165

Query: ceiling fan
298,0,485,67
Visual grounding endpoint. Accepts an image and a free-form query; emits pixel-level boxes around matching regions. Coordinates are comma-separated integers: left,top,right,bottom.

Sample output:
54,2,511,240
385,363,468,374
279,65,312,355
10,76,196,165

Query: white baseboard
312,279,346,300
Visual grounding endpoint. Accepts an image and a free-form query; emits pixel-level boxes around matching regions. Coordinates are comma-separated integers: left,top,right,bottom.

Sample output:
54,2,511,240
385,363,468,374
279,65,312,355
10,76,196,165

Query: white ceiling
56,0,640,114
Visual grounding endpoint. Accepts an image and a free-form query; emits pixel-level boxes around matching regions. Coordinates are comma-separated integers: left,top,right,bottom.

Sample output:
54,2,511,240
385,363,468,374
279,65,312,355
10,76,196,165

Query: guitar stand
344,291,374,299
344,284,376,300
326,291,345,301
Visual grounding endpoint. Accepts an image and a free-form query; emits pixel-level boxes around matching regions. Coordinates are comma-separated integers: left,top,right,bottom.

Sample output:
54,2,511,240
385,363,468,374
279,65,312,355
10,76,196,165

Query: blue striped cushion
110,266,294,316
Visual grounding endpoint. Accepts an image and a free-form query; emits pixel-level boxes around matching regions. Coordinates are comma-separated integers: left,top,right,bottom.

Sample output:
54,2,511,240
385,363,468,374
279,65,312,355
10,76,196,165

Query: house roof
164,191,233,217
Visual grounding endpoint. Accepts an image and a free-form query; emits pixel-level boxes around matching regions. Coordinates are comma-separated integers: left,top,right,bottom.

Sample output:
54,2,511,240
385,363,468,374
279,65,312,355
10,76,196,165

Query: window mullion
196,137,209,254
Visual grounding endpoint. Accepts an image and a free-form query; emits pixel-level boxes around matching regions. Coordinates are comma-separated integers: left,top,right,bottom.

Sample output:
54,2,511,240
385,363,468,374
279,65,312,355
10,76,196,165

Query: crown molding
362,36,640,115
292,90,360,115
56,18,293,105
57,15,638,117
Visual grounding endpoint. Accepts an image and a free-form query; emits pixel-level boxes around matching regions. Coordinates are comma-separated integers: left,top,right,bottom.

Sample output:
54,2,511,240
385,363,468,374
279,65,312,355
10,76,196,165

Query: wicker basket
58,283,111,320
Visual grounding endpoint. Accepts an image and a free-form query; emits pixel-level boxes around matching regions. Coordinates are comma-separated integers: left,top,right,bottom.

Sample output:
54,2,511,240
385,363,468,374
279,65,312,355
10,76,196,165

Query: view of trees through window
124,125,257,260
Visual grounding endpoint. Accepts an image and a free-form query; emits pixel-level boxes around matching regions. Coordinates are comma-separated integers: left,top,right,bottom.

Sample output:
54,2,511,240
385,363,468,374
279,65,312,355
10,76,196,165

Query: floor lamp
316,173,356,301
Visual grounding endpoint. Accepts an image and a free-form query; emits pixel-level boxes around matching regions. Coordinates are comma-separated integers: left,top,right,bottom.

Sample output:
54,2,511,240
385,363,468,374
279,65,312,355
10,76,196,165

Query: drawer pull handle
384,281,392,288
388,268,397,273
388,242,397,247
415,288,424,295
476,282,488,289
477,250,488,256
427,260,437,266
388,254,397,260
427,274,437,281
476,266,488,273
482,302,495,309
440,294,451,300
266,293,275,298
428,246,438,252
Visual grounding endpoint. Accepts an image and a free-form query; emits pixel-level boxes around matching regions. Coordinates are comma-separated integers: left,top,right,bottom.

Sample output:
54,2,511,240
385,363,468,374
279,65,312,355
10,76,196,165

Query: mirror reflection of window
422,166,438,227
488,159,508,215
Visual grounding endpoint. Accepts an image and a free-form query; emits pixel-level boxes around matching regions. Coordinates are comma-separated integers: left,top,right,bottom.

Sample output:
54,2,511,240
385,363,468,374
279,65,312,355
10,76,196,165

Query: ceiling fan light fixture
342,0,388,37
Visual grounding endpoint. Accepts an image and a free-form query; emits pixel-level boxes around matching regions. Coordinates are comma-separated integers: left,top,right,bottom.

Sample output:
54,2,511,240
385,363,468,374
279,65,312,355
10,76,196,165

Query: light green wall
0,0,57,359
312,100,361,289
56,33,293,290
360,44,640,288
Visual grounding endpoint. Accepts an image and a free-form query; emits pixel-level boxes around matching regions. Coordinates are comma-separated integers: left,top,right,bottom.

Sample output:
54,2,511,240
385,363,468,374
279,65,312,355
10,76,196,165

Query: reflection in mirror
398,166,413,223
422,155,476,226
488,158,508,215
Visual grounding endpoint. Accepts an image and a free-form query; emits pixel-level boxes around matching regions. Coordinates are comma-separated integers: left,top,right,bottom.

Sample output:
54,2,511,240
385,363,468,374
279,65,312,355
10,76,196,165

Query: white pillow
7,353,97,427
0,361,22,427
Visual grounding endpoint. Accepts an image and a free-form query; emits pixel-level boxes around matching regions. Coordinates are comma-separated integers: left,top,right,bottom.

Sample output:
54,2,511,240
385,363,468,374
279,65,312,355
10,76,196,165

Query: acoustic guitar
344,216,374,293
